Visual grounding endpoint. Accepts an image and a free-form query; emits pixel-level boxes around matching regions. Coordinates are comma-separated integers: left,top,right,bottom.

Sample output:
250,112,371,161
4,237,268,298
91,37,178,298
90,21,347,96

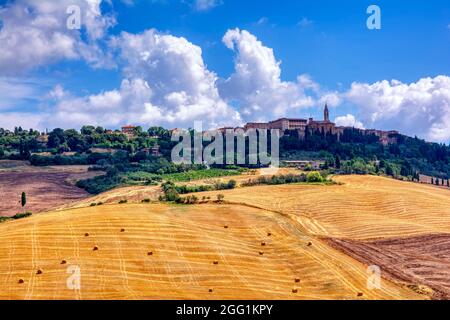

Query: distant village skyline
0,103,405,147
0,1,449,144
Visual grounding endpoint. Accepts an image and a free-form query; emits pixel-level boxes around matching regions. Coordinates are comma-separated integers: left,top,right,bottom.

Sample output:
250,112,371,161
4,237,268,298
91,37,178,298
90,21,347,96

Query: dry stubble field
0,203,419,300
0,174,449,299
194,175,450,299
195,175,450,240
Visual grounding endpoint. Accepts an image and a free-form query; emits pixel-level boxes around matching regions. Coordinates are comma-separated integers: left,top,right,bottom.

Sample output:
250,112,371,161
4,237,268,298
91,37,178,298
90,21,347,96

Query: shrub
12,212,32,220
306,172,324,183
175,197,184,204
190,195,199,204
227,179,237,189
76,174,124,194
217,194,225,202
174,184,214,194
176,195,201,205
118,200,128,204
0,212,32,222
165,189,180,202
241,173,308,187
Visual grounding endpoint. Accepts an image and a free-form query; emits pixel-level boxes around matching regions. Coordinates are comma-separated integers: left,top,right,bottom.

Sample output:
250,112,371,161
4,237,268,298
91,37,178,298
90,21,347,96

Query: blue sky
117,0,449,82
60,0,450,94
0,0,449,142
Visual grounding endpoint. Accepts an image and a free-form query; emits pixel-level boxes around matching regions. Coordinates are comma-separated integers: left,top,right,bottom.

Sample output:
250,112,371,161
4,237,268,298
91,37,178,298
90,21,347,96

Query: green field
162,168,244,182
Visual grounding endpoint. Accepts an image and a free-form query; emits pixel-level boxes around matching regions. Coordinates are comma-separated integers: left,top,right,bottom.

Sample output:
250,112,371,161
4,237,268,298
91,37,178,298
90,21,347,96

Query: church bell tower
324,103,330,122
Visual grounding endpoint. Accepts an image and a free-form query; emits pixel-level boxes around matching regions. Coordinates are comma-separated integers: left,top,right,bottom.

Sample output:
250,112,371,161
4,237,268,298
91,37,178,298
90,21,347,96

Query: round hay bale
120,229,125,232
224,225,229,229
61,260,67,265
259,252,264,256
357,292,363,297
295,278,300,283
292,289,298,294
18,279,24,284
213,261,219,265
307,241,312,247
84,233,89,237
267,232,272,237
36,269,43,275
209,289,213,293
147,251,153,256
261,242,266,246
93,246,99,251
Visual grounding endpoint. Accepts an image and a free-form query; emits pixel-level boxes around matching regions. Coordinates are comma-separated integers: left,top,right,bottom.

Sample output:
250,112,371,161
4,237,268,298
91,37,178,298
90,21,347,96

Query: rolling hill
0,202,419,300
0,175,449,299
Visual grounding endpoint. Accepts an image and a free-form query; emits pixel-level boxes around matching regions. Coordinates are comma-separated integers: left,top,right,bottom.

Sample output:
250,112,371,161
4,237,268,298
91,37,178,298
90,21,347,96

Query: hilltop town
27,104,397,149
218,104,399,146
1,103,449,193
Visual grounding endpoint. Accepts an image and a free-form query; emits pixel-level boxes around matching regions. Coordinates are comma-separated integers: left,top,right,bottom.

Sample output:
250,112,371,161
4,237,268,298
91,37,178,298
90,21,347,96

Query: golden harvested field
56,185,163,210
194,175,450,240
186,175,450,299
0,203,421,300
1,174,449,299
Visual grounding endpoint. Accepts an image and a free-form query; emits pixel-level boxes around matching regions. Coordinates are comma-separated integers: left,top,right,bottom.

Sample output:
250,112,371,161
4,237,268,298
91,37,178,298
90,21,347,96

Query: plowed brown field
326,234,450,299
0,163,101,217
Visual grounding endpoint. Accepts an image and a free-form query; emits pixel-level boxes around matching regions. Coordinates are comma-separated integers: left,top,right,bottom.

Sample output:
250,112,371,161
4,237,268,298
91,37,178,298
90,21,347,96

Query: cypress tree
21,192,27,208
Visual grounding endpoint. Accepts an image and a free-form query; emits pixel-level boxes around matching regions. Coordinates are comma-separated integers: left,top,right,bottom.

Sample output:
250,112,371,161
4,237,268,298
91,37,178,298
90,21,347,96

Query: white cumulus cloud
1,6,448,145
318,92,342,108
346,76,450,142
31,29,242,130
219,28,319,120
0,0,115,75
335,114,365,129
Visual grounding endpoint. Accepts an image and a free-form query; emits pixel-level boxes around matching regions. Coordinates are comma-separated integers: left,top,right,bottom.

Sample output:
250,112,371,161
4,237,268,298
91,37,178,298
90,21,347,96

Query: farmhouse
283,160,325,170
35,134,49,147
121,125,137,136
36,134,49,143
89,147,117,154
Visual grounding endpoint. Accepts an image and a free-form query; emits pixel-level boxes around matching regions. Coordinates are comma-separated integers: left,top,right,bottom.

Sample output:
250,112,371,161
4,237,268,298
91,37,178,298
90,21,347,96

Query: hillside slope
0,163,100,217
0,203,420,300
194,175,450,240
189,175,450,299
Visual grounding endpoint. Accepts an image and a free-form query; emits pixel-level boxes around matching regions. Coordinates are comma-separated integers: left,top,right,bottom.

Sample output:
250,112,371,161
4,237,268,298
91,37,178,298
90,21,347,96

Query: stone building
121,125,137,135
240,103,399,145
307,103,338,136
243,122,271,131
